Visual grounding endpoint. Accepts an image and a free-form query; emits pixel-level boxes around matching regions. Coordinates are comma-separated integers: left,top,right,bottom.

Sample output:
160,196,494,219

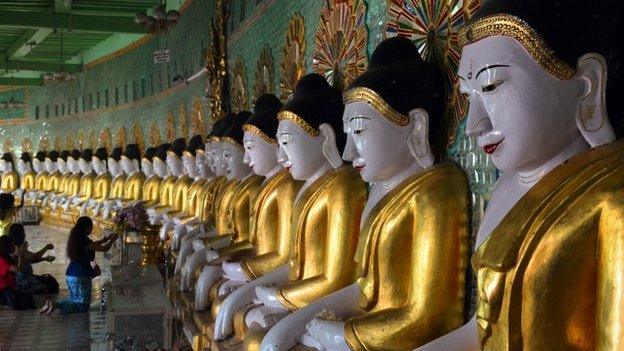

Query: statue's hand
218,279,246,296
222,261,248,281
303,318,348,351
245,305,289,329
255,285,285,308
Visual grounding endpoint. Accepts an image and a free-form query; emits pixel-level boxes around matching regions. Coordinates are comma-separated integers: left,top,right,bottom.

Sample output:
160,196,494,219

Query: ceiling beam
0,11,148,34
55,0,72,13
0,77,44,86
5,28,54,60
0,60,83,73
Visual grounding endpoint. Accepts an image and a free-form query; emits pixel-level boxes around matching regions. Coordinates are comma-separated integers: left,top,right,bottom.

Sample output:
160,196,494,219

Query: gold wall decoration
231,58,249,112
40,136,50,152
192,97,206,137
2,139,13,153
385,0,481,145
88,130,97,150
21,138,32,153
77,131,85,151
313,0,368,90
253,44,275,102
165,111,175,141
280,12,306,101
149,121,162,147
54,136,62,151
116,126,127,148
132,122,145,153
100,128,112,150
206,0,227,123
179,104,189,139
65,135,74,150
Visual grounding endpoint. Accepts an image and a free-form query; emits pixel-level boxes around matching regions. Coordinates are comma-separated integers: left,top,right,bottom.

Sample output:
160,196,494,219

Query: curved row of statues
2,0,623,349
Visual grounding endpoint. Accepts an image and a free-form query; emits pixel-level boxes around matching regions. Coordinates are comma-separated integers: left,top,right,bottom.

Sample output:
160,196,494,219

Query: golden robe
20,171,36,191
77,173,96,202
241,170,302,279
344,163,470,351
155,175,177,209
34,171,49,191
142,175,163,207
213,179,240,236
123,172,145,202
109,174,127,199
92,173,112,202
47,171,62,193
175,178,208,224
65,172,82,197
277,166,367,310
1,171,19,192
169,175,193,215
201,176,227,224
474,140,624,350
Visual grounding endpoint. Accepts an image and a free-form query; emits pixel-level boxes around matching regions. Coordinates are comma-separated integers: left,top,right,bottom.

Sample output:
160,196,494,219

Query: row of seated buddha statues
2,0,622,348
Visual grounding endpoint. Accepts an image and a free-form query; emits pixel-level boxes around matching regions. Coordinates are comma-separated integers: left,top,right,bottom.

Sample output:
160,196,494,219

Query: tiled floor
0,224,111,351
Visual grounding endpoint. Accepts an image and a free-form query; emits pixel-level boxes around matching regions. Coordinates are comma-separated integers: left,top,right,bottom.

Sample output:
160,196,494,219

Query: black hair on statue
143,147,157,160
169,138,186,157
154,143,171,162
245,94,283,141
186,135,204,156
19,153,33,168
109,147,122,162
35,151,47,163
222,111,250,146
123,144,141,161
47,150,59,162
80,149,93,162
94,147,108,161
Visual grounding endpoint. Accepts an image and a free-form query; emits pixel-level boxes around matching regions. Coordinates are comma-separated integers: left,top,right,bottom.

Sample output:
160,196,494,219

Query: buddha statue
178,112,264,291
43,151,69,209
418,0,624,350
26,151,48,205
149,140,187,227
64,149,95,212
81,147,111,216
141,147,156,179
259,38,470,351
58,149,83,210
100,147,125,219
120,144,145,203
142,144,169,208
191,94,300,313
1,153,19,193
44,151,62,198
162,135,206,246
175,111,262,278
14,152,36,200
212,74,367,350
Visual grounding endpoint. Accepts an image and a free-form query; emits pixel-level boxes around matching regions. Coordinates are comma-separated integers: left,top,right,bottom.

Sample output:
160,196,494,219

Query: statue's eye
482,80,504,93
354,129,363,135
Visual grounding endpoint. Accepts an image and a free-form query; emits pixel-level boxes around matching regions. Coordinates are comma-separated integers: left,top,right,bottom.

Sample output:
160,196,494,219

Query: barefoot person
40,217,117,315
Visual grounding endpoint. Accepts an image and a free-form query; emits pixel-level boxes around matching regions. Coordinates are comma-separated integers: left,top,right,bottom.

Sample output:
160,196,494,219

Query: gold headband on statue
221,136,244,150
459,14,575,80
242,124,277,144
343,87,409,127
277,111,320,137
209,136,221,143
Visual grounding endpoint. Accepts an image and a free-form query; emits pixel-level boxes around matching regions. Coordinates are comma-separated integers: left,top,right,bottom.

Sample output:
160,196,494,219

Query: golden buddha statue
419,1,624,350
100,147,126,219
91,148,112,203
16,153,36,193
75,150,96,204
120,144,145,202
33,151,49,193
44,152,62,194
1,153,20,193
141,147,162,208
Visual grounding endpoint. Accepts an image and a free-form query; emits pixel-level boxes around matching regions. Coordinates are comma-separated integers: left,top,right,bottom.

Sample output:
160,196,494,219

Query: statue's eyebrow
476,64,510,79
348,116,371,122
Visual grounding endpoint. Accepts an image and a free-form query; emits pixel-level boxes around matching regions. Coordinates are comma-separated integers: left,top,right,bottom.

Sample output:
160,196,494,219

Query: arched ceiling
0,0,183,87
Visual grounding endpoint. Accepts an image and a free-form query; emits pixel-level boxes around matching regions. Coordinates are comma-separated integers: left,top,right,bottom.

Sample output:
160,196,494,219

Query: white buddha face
44,158,55,173
153,158,168,178
206,141,220,174
17,160,30,174
107,158,121,176
0,160,7,172
243,131,278,176
195,152,211,176
166,153,184,176
458,36,583,173
33,159,44,173
222,141,249,180
91,158,105,175
211,142,227,177
120,156,138,175
141,158,154,177
276,120,326,181
343,102,415,182
182,154,198,178
78,158,92,174
67,157,79,173
57,159,68,173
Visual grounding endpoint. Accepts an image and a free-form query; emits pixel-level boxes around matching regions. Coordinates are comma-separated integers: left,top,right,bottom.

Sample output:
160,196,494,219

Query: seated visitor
39,217,118,315
0,193,24,236
8,223,58,295
0,235,36,310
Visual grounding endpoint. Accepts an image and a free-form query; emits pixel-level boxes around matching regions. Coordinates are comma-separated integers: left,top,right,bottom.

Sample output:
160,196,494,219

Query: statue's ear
575,53,616,147
319,123,344,169
407,108,434,169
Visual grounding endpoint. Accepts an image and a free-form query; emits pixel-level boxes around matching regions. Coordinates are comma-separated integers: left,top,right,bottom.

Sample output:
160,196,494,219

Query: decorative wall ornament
313,0,369,90
88,130,97,150
192,97,206,137
116,126,127,148
252,44,275,102
2,139,13,153
280,12,306,101
39,136,50,152
77,131,85,151
231,58,249,112
179,104,189,139
54,136,62,151
100,128,112,150
65,135,74,150
132,122,145,153
21,138,32,153
149,121,162,147
206,0,228,122
385,0,481,145
165,111,176,141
